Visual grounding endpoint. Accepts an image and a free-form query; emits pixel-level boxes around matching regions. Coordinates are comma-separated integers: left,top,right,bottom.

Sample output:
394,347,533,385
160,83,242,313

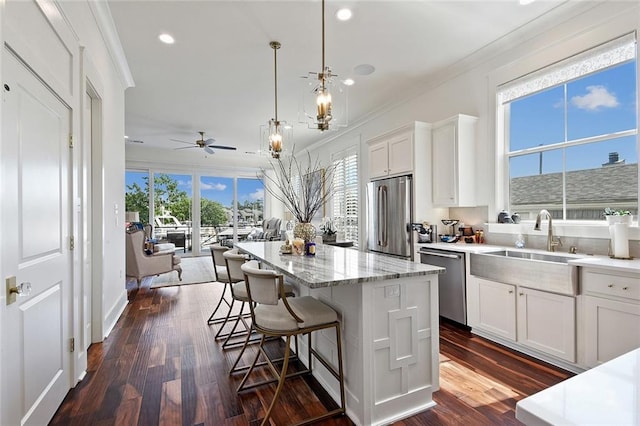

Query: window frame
331,145,360,246
496,33,638,226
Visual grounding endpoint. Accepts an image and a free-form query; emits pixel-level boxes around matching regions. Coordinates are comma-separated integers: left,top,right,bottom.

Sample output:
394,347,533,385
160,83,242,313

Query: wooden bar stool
238,260,346,425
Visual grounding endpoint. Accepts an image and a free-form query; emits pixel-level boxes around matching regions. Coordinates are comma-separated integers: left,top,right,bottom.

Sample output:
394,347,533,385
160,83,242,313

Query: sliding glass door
199,175,234,250
153,173,193,253
126,170,264,256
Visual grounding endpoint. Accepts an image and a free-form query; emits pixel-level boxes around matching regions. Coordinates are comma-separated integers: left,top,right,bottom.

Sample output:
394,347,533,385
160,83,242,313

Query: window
332,147,359,245
499,34,638,221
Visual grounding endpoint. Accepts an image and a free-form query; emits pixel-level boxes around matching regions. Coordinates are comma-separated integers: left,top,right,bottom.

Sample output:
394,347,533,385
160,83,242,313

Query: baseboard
103,289,128,339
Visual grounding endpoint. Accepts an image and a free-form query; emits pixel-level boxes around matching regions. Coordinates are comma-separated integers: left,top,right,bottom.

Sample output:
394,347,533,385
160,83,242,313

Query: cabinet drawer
581,269,640,302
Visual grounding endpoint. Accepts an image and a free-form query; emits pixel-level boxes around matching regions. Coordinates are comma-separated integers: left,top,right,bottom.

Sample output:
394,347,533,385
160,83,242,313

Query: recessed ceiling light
343,78,355,86
336,8,352,21
519,0,535,5
124,135,129,139
353,64,375,76
158,33,175,44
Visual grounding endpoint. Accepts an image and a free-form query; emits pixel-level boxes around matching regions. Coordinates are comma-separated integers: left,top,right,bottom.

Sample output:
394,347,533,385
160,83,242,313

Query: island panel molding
236,241,443,425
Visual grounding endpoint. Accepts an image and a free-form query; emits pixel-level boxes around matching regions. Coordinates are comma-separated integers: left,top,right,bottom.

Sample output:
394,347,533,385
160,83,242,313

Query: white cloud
201,181,227,191
571,85,619,111
250,188,264,201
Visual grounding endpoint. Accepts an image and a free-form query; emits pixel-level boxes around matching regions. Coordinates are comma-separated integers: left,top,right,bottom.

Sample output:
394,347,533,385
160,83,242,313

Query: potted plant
260,147,335,243
603,208,632,225
320,217,337,242
603,208,632,258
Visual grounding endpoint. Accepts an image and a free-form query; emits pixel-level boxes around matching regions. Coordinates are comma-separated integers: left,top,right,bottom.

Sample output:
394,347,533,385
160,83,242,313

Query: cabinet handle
623,286,629,290
508,290,513,294
608,284,614,288
519,292,524,296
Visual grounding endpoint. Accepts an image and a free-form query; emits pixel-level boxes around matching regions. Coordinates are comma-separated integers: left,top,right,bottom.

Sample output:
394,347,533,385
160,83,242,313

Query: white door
1,50,72,426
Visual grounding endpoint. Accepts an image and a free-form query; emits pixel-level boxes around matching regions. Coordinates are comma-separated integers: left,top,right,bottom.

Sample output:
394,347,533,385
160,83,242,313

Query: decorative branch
259,146,335,223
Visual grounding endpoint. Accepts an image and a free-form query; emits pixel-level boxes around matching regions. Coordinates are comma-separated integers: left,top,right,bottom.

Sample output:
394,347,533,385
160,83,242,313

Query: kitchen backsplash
447,206,639,258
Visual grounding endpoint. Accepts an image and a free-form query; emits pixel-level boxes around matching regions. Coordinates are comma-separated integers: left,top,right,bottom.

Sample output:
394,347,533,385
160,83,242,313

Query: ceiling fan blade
169,138,194,145
207,145,237,151
204,146,214,154
174,146,199,150
204,138,216,144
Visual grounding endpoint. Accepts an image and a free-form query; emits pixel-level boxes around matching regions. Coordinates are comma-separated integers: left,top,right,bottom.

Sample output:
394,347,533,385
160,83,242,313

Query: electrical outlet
6,276,17,305
384,284,400,298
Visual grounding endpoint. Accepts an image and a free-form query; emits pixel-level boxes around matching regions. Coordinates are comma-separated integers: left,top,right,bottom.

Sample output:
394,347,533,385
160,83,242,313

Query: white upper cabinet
431,114,478,206
368,131,413,179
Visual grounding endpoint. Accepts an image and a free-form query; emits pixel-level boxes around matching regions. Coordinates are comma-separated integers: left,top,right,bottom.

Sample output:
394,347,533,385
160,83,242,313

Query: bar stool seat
238,260,346,426
255,296,337,331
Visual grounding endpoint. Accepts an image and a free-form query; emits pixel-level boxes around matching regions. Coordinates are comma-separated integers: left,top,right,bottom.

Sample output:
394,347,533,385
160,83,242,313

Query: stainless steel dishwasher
419,247,467,325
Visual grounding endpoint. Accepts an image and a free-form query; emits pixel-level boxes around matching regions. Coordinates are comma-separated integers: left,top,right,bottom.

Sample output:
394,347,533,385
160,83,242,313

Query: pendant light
268,41,285,158
299,0,348,131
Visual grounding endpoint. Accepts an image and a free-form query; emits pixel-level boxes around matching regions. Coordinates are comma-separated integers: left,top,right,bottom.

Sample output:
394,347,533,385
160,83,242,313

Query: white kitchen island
236,241,444,426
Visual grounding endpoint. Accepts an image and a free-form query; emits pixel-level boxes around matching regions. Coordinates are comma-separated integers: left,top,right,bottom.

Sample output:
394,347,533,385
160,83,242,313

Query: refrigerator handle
382,185,388,247
377,185,383,246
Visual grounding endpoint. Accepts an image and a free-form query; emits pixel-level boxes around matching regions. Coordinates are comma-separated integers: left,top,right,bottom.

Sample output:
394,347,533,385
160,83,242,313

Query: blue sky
509,61,637,177
125,172,264,208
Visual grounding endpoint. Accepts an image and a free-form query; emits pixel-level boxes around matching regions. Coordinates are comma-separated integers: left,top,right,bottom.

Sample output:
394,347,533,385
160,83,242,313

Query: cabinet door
432,121,457,205
369,141,389,179
387,133,413,176
468,277,516,340
583,295,640,368
517,288,575,362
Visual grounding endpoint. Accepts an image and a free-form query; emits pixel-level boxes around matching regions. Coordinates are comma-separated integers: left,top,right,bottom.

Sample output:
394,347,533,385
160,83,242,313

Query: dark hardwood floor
50,281,572,425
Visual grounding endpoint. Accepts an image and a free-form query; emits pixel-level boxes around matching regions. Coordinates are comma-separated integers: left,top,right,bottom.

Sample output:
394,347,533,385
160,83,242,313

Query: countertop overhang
237,241,444,289
516,348,640,425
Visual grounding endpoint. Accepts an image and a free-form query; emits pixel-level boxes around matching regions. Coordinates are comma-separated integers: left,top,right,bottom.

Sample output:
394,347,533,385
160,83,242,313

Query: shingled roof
511,163,638,205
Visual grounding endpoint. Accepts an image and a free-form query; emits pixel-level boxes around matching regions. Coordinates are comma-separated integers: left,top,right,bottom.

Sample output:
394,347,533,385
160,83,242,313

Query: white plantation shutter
332,147,359,246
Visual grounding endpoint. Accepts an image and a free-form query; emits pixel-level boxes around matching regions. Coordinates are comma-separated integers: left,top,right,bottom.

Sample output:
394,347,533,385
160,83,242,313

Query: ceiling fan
171,131,237,154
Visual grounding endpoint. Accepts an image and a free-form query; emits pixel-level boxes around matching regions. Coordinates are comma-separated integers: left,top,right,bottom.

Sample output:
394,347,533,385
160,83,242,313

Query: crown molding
87,0,135,89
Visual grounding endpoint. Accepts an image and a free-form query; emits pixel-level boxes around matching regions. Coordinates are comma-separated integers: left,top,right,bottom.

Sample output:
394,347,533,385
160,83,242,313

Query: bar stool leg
261,335,292,426
207,282,231,325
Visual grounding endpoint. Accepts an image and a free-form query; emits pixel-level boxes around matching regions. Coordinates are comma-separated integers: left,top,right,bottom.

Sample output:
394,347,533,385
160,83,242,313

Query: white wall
307,1,640,252
56,1,132,340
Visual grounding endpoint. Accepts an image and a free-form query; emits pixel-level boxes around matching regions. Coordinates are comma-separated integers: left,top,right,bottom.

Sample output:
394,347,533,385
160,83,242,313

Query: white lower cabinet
517,287,575,362
468,276,576,363
580,267,640,368
468,276,516,340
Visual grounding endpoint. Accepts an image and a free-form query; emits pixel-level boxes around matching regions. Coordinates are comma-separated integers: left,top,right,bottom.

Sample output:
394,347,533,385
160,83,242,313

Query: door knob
6,277,31,305
10,282,32,296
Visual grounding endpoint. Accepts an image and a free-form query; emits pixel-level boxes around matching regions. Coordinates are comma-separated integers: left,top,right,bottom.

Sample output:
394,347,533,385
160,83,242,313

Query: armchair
126,229,182,286
261,217,282,241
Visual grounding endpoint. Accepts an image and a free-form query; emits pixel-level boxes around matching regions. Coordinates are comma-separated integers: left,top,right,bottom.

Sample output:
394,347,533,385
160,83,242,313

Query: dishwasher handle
420,251,461,260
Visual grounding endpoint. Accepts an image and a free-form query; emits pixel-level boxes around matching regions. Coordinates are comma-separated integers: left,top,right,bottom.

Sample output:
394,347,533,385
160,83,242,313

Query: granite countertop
417,243,640,274
237,241,444,289
568,256,640,274
516,348,640,425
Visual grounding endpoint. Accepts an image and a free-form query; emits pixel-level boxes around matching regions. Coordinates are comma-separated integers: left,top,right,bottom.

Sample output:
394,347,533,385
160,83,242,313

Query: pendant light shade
266,41,289,158
299,0,348,131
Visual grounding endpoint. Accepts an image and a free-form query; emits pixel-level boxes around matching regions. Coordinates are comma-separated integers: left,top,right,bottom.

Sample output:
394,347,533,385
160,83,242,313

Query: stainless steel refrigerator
367,175,413,259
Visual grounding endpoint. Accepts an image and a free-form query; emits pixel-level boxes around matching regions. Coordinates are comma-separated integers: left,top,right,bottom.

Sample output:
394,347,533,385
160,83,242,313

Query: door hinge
69,235,75,251
69,134,73,148
69,337,75,352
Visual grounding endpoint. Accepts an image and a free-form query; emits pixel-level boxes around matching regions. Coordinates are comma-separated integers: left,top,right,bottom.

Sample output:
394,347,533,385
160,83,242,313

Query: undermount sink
470,249,584,295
